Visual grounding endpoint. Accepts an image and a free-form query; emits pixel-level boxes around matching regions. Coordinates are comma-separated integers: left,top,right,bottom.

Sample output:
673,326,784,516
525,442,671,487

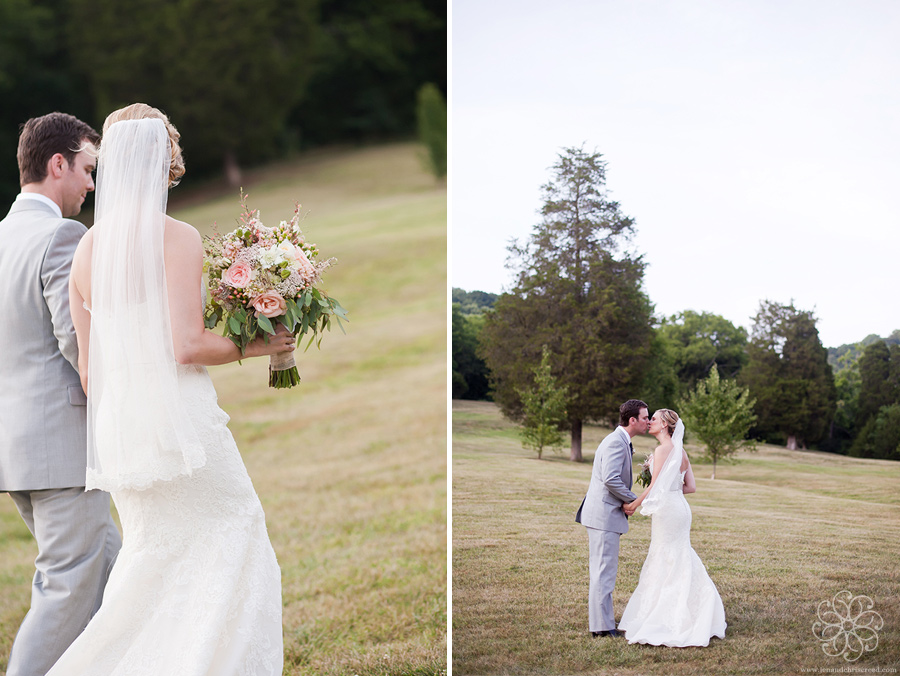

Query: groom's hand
623,502,636,517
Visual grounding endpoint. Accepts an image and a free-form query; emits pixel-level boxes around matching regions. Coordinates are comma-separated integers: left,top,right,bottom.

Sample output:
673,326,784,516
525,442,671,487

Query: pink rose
223,261,253,288
250,291,287,318
291,246,317,283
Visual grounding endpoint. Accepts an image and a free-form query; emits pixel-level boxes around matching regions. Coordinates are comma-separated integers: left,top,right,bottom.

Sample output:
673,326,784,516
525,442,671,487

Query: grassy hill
0,143,447,676
452,400,900,675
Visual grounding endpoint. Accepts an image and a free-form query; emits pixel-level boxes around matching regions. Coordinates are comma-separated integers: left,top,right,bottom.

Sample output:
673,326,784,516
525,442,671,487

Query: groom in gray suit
576,399,649,637
0,113,121,676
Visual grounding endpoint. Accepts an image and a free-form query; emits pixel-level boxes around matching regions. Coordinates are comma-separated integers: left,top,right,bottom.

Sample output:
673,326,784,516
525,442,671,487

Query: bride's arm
68,234,92,394
682,455,697,494
165,219,295,365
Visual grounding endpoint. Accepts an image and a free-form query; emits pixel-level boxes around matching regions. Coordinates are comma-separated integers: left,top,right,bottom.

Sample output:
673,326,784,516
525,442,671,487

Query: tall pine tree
480,146,653,461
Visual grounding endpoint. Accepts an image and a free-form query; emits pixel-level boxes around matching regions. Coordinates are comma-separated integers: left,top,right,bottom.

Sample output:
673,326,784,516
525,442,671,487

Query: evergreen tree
0,0,94,206
68,0,317,181
291,0,446,144
480,145,653,461
741,300,836,449
517,346,568,460
856,340,892,431
679,365,757,479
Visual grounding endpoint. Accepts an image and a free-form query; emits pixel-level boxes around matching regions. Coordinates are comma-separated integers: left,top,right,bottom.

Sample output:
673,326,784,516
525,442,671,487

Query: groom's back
0,203,89,491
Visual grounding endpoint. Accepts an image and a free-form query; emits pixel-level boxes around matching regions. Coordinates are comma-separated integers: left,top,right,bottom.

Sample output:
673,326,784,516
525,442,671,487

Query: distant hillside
452,287,498,315
828,329,900,372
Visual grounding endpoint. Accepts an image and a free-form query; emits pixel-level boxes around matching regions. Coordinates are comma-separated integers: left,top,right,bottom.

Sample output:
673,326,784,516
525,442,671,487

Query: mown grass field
452,400,900,675
0,143,447,676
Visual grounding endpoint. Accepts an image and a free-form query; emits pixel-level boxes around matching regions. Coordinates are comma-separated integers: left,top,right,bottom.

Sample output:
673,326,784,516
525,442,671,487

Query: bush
416,83,446,178
849,404,900,460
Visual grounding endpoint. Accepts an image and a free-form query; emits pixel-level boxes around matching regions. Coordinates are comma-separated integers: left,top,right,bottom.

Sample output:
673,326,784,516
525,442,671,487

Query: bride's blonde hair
102,103,184,187
655,409,679,438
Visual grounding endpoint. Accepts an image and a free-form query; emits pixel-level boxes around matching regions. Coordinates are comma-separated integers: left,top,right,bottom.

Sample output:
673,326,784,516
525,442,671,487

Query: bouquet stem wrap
269,352,300,388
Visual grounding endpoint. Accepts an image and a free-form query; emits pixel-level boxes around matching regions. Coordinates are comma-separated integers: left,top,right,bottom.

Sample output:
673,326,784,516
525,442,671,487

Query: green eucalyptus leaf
257,314,276,335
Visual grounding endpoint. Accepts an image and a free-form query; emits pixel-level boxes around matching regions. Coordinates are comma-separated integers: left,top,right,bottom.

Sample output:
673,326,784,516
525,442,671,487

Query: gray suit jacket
0,199,89,491
577,426,638,534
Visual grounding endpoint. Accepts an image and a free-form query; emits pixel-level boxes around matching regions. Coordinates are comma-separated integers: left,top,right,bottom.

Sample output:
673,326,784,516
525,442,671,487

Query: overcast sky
450,0,900,348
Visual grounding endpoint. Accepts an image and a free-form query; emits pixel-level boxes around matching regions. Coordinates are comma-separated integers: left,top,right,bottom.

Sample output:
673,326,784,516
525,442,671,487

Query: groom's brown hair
17,112,100,186
619,399,648,426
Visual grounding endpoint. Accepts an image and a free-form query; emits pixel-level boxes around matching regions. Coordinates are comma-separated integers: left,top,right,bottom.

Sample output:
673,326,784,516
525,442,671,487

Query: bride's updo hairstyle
102,103,184,187
656,409,680,437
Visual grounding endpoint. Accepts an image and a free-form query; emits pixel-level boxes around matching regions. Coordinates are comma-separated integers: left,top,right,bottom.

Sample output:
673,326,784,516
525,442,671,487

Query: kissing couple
576,399,727,646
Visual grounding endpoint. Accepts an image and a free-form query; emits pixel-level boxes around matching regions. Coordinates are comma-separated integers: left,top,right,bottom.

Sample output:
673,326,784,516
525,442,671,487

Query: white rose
277,240,297,258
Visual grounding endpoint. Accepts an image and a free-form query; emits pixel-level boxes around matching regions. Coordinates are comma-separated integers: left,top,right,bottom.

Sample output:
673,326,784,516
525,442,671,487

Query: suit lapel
622,429,634,488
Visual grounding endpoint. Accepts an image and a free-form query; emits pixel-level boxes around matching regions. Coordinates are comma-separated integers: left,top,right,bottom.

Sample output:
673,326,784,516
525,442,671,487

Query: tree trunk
786,435,798,450
570,419,583,462
224,150,242,188
711,455,716,480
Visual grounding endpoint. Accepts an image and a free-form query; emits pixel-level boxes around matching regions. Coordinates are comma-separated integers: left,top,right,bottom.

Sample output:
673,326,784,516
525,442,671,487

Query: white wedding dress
618,442,726,647
46,361,283,675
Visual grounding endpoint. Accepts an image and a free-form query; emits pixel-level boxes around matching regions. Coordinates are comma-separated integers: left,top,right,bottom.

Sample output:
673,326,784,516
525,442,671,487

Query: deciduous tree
679,365,756,479
658,310,748,394
452,305,490,400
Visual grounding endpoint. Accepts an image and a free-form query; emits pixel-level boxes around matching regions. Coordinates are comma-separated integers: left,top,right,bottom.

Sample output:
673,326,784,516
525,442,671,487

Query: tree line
0,0,446,205
453,146,898,462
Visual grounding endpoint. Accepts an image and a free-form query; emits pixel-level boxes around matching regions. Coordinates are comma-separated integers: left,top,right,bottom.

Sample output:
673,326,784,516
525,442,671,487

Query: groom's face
58,145,96,217
637,408,650,433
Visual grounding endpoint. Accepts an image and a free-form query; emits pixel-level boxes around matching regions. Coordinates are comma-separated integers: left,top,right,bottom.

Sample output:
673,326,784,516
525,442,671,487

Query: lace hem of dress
85,443,207,492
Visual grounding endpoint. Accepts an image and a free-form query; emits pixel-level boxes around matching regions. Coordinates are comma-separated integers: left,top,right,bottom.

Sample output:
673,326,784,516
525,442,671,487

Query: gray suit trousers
6,487,121,676
587,526,620,632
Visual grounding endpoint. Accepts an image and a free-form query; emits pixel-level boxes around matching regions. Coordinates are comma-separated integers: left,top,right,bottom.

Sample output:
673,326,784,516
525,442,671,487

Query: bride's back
72,215,201,314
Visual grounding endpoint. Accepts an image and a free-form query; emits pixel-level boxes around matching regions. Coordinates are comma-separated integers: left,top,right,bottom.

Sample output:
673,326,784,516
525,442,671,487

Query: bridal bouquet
203,192,347,388
636,457,653,488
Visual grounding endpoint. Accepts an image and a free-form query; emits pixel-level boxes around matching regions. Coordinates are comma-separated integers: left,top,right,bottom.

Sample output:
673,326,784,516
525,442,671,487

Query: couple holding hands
577,399,727,646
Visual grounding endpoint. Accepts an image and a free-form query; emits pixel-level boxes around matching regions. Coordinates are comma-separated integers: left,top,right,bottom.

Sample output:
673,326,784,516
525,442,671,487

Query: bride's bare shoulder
73,226,94,258
71,227,94,282
164,216,202,251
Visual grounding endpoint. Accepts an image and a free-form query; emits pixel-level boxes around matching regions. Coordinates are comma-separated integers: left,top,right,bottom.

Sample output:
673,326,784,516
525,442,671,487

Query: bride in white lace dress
619,409,726,647
50,104,293,674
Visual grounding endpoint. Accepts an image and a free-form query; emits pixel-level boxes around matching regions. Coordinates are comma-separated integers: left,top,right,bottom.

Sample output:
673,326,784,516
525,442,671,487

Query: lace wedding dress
47,118,282,674
618,432,726,647
47,361,283,675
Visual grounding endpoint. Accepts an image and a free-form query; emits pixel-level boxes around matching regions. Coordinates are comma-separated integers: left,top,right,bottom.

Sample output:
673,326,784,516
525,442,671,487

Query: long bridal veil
86,118,204,491
640,418,685,515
